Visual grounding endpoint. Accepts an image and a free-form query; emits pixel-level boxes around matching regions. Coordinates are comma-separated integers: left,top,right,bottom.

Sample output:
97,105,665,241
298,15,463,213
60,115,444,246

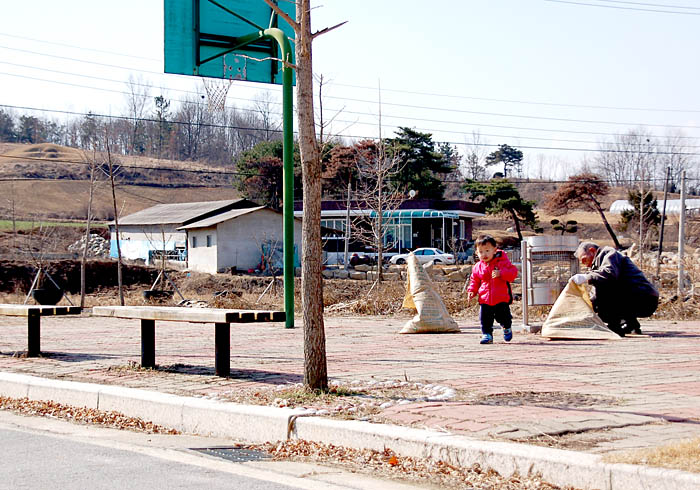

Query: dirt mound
0,259,158,294
3,143,83,161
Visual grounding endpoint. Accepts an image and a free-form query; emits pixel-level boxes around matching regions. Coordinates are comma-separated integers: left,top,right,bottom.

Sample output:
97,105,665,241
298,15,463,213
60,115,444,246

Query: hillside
0,142,689,252
0,142,241,220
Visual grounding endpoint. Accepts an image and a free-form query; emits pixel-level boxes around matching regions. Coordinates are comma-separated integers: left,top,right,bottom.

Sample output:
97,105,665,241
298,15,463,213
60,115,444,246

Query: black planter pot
143,290,174,301
32,287,63,305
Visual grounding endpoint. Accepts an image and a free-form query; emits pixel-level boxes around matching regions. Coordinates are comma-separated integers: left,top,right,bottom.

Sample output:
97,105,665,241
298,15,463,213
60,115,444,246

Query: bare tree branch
262,0,300,31
312,21,348,40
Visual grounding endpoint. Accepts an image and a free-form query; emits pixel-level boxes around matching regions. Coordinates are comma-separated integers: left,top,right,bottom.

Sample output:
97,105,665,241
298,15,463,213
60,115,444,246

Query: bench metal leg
27,314,40,357
215,322,230,377
141,319,156,368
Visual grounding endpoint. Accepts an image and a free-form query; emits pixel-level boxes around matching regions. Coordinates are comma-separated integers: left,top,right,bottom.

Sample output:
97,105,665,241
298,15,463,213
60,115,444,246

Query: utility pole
344,181,351,270
655,167,670,283
638,170,645,270
678,170,686,296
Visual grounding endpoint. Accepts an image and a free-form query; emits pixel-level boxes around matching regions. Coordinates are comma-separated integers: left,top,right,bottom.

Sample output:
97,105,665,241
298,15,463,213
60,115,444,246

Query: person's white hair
575,241,599,259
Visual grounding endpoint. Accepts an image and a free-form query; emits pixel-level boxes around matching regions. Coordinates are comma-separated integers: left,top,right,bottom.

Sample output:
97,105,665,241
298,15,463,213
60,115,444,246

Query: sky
1,0,699,179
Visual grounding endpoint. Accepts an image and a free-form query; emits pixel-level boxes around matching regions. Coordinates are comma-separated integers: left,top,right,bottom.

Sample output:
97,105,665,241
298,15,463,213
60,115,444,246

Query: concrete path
1,313,699,487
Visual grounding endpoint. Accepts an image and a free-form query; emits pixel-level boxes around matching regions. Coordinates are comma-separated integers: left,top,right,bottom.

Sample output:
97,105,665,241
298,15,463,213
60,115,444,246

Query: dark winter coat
587,246,659,303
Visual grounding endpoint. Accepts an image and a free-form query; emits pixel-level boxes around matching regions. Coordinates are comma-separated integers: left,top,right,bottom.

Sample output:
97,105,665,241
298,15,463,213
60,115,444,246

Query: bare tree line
457,128,699,194
0,77,282,166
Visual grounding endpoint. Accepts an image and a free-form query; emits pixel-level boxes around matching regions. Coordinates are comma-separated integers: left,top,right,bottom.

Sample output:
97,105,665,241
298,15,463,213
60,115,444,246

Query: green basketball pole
163,2,295,328
264,28,295,329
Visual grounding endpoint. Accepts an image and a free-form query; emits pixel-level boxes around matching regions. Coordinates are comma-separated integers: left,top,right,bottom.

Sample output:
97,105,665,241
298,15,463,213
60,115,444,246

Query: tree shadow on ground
157,363,303,384
3,351,118,361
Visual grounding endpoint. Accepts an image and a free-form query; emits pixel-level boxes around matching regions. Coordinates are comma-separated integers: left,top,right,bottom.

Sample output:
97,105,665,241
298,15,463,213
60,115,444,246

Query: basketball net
202,55,235,113
202,77,232,114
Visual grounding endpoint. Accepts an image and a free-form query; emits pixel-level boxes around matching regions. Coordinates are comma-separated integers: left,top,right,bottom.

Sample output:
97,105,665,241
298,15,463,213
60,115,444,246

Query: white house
109,199,258,264
178,206,302,274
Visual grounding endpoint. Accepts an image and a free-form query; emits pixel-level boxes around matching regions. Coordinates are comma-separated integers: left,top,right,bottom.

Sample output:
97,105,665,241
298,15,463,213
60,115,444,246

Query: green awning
369,210,459,219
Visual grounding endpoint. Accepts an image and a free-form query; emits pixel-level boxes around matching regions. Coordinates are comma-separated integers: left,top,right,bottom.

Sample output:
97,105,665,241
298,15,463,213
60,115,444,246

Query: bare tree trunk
10,181,17,255
297,0,327,391
106,128,125,305
594,204,622,249
509,209,523,241
80,149,98,308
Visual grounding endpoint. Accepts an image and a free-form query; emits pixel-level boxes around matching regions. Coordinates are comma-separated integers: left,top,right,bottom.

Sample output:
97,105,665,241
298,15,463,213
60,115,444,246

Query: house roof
369,209,461,219
294,199,485,216
610,199,700,215
111,199,258,226
177,206,267,230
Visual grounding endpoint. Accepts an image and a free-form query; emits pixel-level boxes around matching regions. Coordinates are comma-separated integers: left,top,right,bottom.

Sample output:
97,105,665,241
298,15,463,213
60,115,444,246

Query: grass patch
0,220,107,231
604,437,700,473
276,385,363,405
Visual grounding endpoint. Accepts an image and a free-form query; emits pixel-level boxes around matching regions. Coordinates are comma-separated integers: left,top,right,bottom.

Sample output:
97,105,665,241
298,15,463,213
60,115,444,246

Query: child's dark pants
480,302,512,335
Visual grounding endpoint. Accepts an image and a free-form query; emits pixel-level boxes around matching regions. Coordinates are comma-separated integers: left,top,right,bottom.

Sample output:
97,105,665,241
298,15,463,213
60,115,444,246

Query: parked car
389,247,455,265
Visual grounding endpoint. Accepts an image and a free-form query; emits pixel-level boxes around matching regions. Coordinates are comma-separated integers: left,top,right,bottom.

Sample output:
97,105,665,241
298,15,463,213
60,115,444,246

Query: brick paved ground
1,313,699,454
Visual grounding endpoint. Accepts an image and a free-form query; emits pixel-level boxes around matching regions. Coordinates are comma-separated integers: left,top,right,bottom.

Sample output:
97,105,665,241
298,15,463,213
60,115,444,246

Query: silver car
389,247,455,265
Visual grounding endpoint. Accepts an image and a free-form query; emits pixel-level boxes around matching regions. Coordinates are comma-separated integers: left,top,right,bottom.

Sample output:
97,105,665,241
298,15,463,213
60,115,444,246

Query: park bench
91,306,285,377
0,304,82,356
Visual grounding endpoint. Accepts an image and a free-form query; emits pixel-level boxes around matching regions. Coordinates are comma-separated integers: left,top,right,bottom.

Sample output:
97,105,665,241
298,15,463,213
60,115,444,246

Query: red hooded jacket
467,250,518,306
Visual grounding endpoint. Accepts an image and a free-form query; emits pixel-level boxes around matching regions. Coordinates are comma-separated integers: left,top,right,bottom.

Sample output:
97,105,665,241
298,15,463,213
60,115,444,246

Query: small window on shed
206,235,213,247
191,236,197,248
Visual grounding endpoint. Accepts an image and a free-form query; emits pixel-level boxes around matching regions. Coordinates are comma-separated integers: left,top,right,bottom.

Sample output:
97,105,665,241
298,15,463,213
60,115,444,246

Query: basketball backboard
164,0,295,85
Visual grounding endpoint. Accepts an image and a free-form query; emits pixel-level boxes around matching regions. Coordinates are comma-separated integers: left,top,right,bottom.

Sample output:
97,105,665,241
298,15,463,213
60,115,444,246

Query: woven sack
400,254,460,334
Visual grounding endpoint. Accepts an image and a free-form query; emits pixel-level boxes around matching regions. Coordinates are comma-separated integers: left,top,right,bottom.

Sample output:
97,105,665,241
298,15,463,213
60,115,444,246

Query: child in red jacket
467,235,518,344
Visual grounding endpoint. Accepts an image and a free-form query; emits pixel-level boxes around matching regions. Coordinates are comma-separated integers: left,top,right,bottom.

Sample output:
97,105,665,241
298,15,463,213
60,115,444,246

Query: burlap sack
400,254,460,334
541,281,620,340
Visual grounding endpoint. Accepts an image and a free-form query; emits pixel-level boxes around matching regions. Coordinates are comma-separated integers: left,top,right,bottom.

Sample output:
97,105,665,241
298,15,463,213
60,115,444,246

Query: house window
206,235,213,247
321,219,346,232
191,236,197,248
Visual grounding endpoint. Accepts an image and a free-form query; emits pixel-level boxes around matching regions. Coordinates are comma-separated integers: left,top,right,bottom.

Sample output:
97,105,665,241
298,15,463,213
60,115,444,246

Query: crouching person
571,241,659,336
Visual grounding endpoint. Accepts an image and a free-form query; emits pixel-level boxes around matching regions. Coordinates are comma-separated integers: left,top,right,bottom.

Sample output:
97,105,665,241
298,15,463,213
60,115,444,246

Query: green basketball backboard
164,0,295,84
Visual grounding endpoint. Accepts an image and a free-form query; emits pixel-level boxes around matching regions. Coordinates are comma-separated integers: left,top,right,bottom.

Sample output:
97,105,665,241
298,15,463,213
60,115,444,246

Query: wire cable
544,0,700,15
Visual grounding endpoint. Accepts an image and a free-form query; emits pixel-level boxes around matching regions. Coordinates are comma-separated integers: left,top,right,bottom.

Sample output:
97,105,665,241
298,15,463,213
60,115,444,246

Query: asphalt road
0,411,421,490
0,428,300,490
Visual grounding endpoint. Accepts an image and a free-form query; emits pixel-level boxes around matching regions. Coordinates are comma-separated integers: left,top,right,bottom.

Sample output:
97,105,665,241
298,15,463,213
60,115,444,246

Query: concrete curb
1,372,698,490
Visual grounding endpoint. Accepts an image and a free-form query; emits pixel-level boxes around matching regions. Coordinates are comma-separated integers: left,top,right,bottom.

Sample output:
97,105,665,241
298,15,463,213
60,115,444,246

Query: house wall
109,225,184,264
216,209,301,272
186,209,302,274
187,227,218,274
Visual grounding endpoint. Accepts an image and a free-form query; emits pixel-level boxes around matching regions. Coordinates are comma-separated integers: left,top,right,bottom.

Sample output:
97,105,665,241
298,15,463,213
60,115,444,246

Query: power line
0,32,160,62
544,0,700,15
4,102,700,156
5,32,700,116
6,66,700,144
0,102,284,135
4,94,700,158
0,44,164,76
328,82,700,115
4,43,700,130
594,0,700,10
0,152,257,177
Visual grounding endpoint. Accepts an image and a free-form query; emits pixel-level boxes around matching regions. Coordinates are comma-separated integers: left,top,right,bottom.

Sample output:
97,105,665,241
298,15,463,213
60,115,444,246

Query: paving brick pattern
1,313,700,454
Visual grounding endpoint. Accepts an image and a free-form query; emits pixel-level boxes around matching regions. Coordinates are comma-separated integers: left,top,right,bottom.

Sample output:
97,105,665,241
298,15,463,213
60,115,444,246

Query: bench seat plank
0,305,81,317
90,306,285,377
0,304,82,357
91,306,284,323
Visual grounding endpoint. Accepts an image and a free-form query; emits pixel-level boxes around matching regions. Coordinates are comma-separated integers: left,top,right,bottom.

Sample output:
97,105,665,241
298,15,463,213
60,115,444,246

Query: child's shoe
503,328,513,342
480,334,493,344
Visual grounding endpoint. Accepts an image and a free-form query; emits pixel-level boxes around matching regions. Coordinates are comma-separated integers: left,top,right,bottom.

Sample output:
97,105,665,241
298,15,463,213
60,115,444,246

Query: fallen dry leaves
604,437,700,474
249,439,579,490
0,396,179,435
